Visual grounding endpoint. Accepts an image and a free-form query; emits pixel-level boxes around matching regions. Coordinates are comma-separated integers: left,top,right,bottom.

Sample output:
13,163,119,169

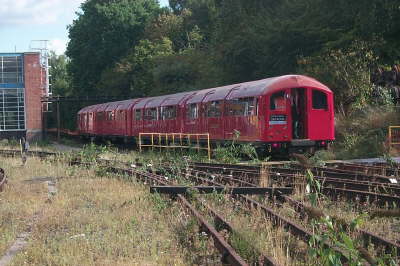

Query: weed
229,232,258,262
151,192,169,212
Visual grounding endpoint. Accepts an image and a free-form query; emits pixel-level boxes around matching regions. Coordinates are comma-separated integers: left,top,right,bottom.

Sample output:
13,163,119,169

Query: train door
267,89,291,142
184,103,199,134
204,100,224,140
290,88,307,139
307,89,332,139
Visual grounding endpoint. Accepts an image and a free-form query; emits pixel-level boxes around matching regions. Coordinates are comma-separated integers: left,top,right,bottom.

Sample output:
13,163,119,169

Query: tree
49,51,71,96
298,40,379,113
66,0,161,95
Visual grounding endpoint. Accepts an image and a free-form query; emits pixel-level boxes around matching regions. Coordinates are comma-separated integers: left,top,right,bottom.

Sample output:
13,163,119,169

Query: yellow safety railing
388,126,400,147
139,133,211,160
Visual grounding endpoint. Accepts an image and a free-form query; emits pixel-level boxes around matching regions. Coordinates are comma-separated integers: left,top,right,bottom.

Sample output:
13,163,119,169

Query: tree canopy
60,0,400,113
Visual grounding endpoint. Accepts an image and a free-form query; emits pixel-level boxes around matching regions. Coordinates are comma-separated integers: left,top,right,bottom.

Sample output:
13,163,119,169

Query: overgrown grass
333,106,400,159
0,156,194,265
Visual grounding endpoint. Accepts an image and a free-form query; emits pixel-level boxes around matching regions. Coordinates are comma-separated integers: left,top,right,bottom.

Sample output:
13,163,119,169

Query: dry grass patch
0,157,190,265
0,157,64,256
201,195,311,265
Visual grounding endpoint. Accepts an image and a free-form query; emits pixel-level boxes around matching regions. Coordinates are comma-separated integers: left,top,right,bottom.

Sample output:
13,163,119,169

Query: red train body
77,75,335,153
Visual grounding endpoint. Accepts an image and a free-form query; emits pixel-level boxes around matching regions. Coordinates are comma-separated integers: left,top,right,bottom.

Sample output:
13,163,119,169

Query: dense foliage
51,0,400,134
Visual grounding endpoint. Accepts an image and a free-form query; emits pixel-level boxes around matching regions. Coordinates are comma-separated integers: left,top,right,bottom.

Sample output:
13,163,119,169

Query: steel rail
266,171,400,194
105,166,250,266
321,187,400,207
276,194,400,256
190,162,400,185
187,167,399,259
326,162,397,176
176,167,350,263
178,195,249,266
199,200,279,266
150,185,293,195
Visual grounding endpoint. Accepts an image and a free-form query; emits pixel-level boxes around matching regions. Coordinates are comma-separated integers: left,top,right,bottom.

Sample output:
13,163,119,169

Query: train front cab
266,86,334,153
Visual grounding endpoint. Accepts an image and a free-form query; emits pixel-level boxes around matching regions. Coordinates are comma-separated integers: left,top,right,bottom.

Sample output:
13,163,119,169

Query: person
20,137,29,165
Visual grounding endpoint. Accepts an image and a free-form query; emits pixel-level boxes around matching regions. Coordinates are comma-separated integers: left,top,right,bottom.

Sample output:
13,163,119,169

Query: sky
0,0,169,55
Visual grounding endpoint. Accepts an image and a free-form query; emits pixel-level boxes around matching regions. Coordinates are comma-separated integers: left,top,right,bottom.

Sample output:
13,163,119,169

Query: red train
77,75,334,153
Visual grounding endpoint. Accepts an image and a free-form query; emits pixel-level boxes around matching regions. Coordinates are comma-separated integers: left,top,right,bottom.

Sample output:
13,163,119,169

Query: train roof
78,104,102,114
187,75,330,103
77,75,331,113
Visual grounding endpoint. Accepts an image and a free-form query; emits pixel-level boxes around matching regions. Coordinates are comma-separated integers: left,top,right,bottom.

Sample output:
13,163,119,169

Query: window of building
270,91,286,111
312,90,327,109
134,109,142,120
226,97,256,116
206,101,221,117
0,88,25,131
0,56,23,84
161,106,177,120
187,103,198,119
144,108,157,120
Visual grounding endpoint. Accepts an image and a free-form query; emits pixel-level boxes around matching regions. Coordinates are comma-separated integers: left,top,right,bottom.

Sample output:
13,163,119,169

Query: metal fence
388,126,400,147
139,132,211,160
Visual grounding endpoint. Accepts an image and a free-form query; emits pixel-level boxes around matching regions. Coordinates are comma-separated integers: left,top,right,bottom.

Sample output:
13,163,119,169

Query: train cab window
144,108,158,120
187,103,198,119
312,90,327,109
226,97,256,116
270,91,286,111
134,109,142,120
206,101,221,117
161,106,177,120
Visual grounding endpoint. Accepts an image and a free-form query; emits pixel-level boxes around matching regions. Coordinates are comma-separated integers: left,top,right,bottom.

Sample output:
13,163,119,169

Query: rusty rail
185,166,399,259
276,194,400,256
105,166,251,265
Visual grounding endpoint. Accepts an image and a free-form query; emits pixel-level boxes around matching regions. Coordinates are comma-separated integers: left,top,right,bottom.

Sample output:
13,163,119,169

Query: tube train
77,75,334,154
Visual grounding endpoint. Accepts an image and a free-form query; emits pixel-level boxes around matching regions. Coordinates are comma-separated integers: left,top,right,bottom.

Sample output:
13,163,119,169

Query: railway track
109,166,277,265
177,166,400,262
1,149,399,264
189,162,400,206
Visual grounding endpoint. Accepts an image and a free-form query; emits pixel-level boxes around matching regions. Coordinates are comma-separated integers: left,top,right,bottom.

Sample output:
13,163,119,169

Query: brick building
0,52,45,141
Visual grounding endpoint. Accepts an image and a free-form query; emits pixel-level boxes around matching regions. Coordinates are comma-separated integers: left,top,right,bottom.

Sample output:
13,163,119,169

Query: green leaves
66,0,161,95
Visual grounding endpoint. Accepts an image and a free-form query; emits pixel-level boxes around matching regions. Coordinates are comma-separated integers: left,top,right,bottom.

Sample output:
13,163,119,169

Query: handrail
139,132,211,160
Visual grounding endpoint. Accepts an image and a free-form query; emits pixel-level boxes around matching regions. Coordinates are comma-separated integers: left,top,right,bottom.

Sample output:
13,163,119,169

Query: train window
206,101,221,117
144,108,157,120
226,97,256,116
134,109,142,120
270,91,286,110
100,112,105,121
107,111,113,121
312,90,327,109
161,106,177,120
187,103,198,119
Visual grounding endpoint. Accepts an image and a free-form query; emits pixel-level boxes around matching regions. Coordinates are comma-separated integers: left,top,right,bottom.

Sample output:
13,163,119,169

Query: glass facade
0,55,24,85
0,54,25,131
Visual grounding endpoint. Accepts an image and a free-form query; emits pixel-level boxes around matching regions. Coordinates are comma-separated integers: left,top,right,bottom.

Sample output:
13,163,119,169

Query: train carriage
77,75,334,153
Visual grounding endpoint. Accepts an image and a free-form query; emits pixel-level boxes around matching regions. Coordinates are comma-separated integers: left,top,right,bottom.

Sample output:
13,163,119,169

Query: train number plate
269,115,287,125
